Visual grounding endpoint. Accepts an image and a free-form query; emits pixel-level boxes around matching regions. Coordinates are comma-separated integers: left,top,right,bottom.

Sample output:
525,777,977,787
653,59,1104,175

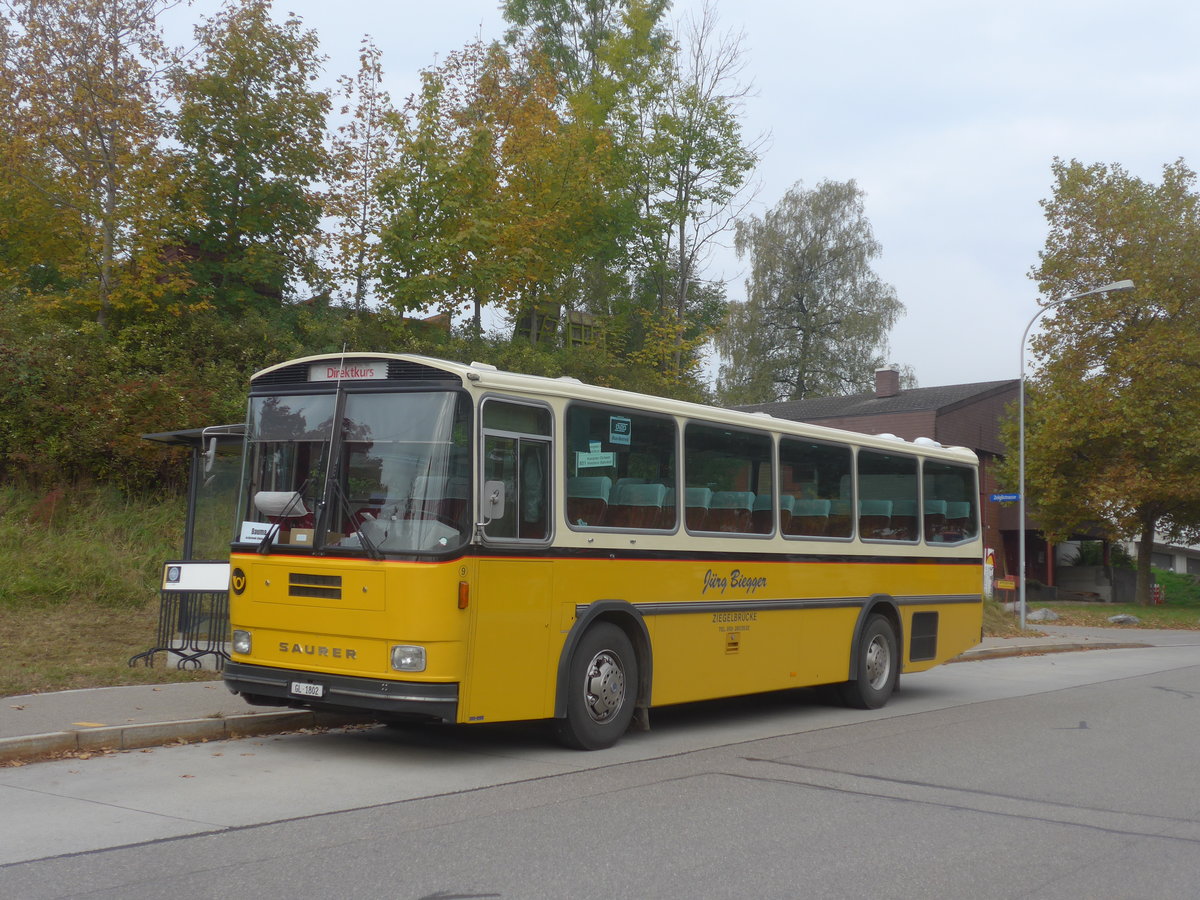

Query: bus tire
555,622,638,750
838,614,898,709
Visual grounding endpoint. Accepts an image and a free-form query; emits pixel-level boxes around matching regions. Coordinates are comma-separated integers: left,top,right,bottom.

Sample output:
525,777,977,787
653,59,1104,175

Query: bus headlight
390,645,426,672
232,630,252,655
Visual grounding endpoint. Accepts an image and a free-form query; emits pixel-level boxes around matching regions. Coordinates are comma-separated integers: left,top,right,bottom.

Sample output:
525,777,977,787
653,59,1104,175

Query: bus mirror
484,480,506,521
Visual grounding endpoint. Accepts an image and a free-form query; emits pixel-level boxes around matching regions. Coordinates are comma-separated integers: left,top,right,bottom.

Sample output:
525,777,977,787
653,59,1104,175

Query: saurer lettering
279,641,357,660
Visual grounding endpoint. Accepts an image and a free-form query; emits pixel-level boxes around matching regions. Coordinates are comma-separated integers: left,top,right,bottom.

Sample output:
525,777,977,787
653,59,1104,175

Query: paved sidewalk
0,681,366,765
2,626,1196,765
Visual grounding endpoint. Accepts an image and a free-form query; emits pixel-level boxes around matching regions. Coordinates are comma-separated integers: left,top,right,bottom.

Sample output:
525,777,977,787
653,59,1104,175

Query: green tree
326,36,394,311
375,41,507,334
716,179,904,404
640,1,758,378
1024,158,1200,605
2,0,182,325
503,0,669,104
172,0,330,313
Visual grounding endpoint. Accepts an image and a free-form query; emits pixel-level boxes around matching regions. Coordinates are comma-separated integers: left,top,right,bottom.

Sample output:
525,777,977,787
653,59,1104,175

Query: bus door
465,399,556,723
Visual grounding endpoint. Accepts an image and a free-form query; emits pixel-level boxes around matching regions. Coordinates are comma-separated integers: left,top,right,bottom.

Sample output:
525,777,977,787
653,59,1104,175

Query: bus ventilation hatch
289,573,342,600
910,611,938,661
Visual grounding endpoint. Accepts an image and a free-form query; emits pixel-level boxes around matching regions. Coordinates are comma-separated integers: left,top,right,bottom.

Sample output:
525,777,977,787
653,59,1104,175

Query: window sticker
576,451,616,469
610,415,631,445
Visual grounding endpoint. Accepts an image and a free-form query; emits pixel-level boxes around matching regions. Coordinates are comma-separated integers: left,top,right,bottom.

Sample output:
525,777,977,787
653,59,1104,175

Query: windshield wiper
256,523,279,555
330,478,382,560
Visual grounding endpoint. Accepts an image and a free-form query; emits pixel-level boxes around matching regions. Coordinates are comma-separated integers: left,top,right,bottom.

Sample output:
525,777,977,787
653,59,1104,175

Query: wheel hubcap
583,649,626,723
864,634,891,690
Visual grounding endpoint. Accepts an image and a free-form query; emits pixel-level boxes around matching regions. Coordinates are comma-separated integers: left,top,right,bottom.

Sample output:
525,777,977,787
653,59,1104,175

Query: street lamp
1017,279,1134,629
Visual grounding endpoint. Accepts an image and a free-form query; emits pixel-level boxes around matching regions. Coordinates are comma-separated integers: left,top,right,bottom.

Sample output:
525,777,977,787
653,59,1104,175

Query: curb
0,710,372,767
951,641,1151,662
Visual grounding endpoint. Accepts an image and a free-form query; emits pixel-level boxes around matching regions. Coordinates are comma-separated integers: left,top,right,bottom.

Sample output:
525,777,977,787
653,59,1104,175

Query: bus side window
779,438,852,539
923,460,978,543
858,449,919,542
565,405,676,531
684,423,773,535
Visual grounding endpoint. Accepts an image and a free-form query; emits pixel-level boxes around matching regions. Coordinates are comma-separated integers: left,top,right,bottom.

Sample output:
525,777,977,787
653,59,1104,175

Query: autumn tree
375,39,611,338
482,46,615,334
715,180,904,404
2,0,181,325
503,0,674,342
1025,158,1200,604
172,0,329,313
0,12,67,298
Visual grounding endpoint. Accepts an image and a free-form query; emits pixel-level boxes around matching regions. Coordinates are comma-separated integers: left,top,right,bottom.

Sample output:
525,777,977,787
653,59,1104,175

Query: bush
1153,568,1200,605
1,296,711,490
1067,541,1135,568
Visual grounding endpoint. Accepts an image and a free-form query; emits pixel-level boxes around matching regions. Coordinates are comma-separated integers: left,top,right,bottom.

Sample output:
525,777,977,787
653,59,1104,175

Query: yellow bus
224,353,983,749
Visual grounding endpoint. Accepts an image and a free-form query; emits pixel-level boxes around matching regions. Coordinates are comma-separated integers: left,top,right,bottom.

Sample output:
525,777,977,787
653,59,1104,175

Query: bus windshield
239,390,471,555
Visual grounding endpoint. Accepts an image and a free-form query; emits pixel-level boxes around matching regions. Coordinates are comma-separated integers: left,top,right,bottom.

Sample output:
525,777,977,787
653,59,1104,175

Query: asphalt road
2,643,1199,899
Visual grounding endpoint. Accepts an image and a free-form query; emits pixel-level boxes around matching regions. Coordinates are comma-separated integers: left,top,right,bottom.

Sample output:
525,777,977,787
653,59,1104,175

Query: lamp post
1017,279,1134,630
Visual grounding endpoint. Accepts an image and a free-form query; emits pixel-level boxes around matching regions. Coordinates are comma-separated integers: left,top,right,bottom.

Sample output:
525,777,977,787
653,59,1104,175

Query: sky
163,0,1200,389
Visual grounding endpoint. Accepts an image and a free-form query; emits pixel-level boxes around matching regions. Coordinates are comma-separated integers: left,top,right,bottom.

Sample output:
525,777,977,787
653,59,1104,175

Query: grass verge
983,600,1026,637
0,603,220,696
1032,601,1200,630
0,484,221,696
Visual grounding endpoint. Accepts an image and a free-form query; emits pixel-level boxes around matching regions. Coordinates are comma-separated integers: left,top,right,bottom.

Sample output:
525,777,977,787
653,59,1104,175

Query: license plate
290,681,325,698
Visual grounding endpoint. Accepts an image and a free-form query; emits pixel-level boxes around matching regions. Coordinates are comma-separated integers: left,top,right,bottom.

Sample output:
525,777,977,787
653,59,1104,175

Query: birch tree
716,179,903,404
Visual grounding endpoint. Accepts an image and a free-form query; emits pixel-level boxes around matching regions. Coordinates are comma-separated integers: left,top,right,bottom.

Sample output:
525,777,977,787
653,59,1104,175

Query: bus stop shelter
128,424,243,670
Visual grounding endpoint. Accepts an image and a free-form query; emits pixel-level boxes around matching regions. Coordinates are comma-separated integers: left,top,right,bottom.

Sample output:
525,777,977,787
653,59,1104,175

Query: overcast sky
164,0,1200,389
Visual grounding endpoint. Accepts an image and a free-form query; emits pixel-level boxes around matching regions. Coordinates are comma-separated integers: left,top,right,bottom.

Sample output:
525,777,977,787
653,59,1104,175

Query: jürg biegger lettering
702,568,768,595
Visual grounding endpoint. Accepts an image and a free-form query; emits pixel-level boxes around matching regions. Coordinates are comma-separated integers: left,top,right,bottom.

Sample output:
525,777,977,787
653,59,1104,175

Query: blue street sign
990,492,1020,502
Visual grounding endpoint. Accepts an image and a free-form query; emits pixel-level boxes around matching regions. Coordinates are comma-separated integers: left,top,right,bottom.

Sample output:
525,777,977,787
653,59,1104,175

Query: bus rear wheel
555,623,638,750
838,614,898,709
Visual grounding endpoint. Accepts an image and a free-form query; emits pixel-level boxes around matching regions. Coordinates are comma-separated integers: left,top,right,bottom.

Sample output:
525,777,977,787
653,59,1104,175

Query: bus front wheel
555,623,638,750
838,615,898,709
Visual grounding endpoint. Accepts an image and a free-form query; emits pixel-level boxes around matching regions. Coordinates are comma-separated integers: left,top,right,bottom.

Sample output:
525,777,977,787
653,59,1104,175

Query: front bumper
224,661,459,723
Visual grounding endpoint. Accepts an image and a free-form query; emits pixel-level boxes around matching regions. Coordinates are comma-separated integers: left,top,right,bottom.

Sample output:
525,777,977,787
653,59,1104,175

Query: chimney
875,364,901,398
